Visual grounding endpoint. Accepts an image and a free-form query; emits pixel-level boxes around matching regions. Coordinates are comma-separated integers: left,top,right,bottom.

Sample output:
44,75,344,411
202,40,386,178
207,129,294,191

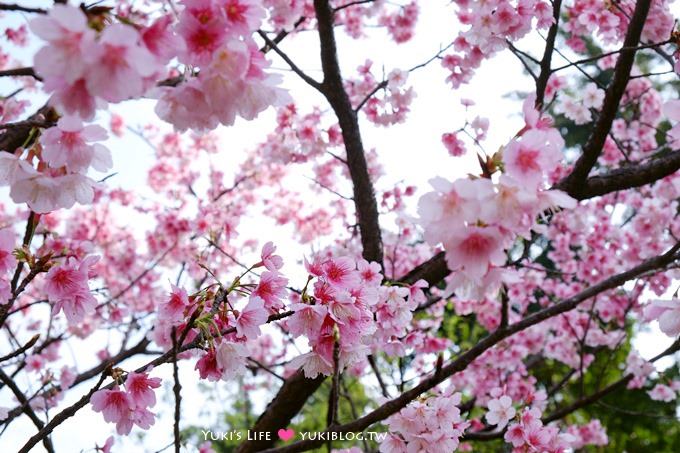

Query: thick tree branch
314,0,383,266
554,149,680,200
235,370,326,452
558,0,652,197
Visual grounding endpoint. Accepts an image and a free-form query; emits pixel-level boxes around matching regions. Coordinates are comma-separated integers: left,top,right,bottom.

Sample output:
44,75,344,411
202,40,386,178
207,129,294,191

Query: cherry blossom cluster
504,407,575,452
555,82,605,125
1,0,680,451
154,0,290,131
91,371,161,435
418,96,575,297
345,61,414,126
564,0,673,51
380,389,469,453
44,255,99,325
30,5,168,120
442,0,553,88
287,257,381,378
0,117,112,213
152,243,283,383
441,99,489,157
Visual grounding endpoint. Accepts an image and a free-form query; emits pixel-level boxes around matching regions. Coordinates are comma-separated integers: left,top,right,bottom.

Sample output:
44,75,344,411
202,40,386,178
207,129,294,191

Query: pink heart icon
277,428,295,441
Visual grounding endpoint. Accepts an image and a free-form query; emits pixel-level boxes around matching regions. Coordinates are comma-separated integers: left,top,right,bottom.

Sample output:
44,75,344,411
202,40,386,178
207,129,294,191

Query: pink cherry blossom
195,349,222,381
443,225,507,281
158,285,190,323
125,372,161,408
259,241,283,271
219,0,265,35
485,395,516,428
30,5,95,84
643,299,680,337
86,24,158,103
91,387,132,425
442,132,466,156
252,271,288,311
287,303,327,338
0,230,17,274
215,341,249,380
503,130,562,188
235,295,268,340
45,255,98,324
41,116,111,173
648,383,676,402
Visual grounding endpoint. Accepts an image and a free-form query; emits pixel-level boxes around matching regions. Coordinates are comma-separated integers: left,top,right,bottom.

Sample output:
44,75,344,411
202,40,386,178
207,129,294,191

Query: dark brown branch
534,0,561,108
0,67,42,80
259,17,307,54
0,333,38,363
235,370,326,453
256,30,323,90
260,244,680,452
327,338,341,429
0,105,56,152
0,3,47,14
551,40,671,72
17,371,107,453
399,251,448,286
0,368,55,453
171,328,182,453
508,42,538,81
333,0,375,12
0,212,39,327
314,0,383,265
554,149,680,200
558,0,652,197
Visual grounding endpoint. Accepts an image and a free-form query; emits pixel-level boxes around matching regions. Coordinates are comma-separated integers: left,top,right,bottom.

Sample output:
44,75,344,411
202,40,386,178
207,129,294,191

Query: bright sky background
0,1,677,451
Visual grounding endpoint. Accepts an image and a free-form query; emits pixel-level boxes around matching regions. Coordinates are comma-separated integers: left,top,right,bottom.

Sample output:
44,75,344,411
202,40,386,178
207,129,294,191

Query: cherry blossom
643,299,680,337
485,395,516,428
235,296,269,340
40,116,111,173
1,1,680,451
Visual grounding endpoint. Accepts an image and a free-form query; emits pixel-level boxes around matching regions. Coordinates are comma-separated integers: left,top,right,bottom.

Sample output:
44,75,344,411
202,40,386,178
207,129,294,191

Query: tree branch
256,30,323,91
314,0,383,266
558,0,652,197
17,371,107,453
0,67,42,80
0,334,38,363
0,368,55,453
534,0,561,107
0,3,47,14
171,328,182,453
554,149,680,200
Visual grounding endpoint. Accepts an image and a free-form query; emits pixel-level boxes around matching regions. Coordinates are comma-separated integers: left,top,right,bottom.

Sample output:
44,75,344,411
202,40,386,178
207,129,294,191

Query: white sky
0,0,677,451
